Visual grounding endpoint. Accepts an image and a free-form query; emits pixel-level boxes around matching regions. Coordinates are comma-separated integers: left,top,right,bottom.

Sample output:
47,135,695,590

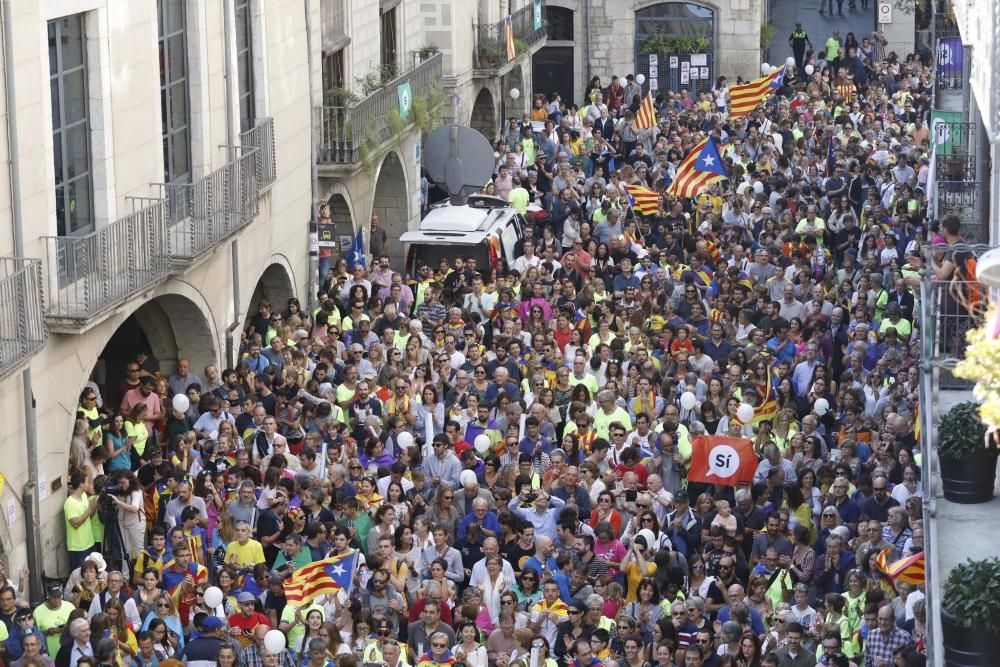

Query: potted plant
942,557,1000,663
937,401,997,504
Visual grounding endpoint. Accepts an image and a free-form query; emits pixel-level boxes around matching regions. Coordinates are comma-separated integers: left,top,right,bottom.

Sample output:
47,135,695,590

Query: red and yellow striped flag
729,66,785,118
504,16,516,61
666,137,728,199
876,547,925,586
635,91,657,129
623,184,660,216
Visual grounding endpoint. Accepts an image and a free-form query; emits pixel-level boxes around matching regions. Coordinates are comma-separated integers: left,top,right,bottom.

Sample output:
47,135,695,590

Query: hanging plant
760,24,774,51
387,109,407,153
640,25,710,55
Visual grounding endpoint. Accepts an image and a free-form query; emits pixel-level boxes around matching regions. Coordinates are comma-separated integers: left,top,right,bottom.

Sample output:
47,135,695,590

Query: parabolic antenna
423,124,495,205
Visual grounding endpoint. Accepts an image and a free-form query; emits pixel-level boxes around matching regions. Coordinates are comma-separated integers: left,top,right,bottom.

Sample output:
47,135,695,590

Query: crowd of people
0,24,948,667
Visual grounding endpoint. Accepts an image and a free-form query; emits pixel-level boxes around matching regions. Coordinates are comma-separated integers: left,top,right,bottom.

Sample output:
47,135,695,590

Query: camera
99,479,129,511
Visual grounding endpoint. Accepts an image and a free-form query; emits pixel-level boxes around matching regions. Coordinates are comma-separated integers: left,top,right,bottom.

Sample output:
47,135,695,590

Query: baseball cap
674,490,690,503
202,616,225,631
237,591,256,603
47,582,63,597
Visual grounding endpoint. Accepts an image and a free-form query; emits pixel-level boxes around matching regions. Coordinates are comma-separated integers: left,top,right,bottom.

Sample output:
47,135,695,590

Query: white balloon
680,392,697,410
509,88,520,100
737,403,755,423
814,398,830,417
761,63,771,75
805,64,815,75
786,56,796,69
172,394,190,413
621,74,630,85
264,629,286,654
771,66,780,73
397,431,415,449
203,586,223,609
474,434,492,454
753,181,765,194
636,74,646,85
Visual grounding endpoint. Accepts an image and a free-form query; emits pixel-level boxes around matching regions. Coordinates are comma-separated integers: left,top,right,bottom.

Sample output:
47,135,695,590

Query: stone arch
470,87,497,142
371,151,409,270
502,65,526,120
245,261,297,333
90,292,218,410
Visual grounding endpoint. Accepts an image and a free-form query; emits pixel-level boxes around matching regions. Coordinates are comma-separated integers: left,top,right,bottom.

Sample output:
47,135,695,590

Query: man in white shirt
469,537,517,588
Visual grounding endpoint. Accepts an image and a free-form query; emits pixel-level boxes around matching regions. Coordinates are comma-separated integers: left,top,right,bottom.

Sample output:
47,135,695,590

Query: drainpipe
222,0,242,367
3,0,43,602
305,0,320,310
583,0,592,97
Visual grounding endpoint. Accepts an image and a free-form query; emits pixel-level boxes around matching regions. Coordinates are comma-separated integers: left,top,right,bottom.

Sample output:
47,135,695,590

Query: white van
400,194,527,275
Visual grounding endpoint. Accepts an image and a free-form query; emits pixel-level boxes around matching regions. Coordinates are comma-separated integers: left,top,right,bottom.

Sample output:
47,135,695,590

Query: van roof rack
466,194,509,210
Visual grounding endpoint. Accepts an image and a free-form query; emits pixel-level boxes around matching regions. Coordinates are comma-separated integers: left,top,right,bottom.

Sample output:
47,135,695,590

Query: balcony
42,118,275,331
242,117,277,190
42,200,172,328
161,146,262,262
0,258,47,377
317,52,442,167
474,0,547,71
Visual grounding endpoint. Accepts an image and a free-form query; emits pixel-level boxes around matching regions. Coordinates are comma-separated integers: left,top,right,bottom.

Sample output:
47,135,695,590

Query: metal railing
42,200,172,320
473,0,546,70
0,257,46,376
317,52,442,164
160,148,262,261
936,181,983,241
241,117,277,190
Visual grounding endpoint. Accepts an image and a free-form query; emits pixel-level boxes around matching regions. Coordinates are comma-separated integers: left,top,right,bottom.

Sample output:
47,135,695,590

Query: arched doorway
634,2,716,96
92,294,217,411
470,87,497,142
246,263,296,332
371,152,408,270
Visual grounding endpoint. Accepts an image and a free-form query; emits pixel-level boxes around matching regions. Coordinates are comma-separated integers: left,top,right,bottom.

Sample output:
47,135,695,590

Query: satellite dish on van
423,124,495,205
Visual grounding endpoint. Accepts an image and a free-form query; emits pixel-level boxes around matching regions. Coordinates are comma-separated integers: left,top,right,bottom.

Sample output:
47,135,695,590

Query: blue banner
937,37,963,78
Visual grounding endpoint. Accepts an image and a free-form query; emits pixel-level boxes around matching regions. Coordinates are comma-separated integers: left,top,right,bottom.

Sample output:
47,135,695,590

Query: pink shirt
594,538,626,577
120,387,162,432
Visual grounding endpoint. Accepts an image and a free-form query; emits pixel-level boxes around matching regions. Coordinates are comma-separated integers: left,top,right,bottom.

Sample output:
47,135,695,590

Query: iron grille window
236,0,255,133
49,14,94,237
545,5,573,41
158,0,191,184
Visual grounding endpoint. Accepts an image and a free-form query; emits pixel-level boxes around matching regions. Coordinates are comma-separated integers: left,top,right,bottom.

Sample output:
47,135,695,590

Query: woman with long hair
141,594,185,652
104,597,138,661
103,413,134,473
452,620,489,667
425,486,459,537
124,403,150,469
735,631,762,667
108,469,145,566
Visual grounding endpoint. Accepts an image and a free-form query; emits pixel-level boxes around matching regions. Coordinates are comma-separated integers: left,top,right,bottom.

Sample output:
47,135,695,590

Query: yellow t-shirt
226,539,266,567
125,420,149,456
624,560,657,603
64,494,95,552
593,406,633,440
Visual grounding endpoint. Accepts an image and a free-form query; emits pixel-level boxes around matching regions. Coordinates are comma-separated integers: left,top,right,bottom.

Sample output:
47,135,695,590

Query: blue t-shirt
105,432,132,472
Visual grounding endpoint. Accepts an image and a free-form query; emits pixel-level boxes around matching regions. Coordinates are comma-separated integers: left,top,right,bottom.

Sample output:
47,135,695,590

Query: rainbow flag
666,137,728,199
635,91,657,129
729,66,785,118
284,549,359,605
624,184,660,216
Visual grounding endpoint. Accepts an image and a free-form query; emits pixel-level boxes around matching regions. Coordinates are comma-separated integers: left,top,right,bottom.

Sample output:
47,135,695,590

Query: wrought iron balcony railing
317,53,442,164
0,257,47,376
474,0,546,70
42,200,172,321
241,117,277,190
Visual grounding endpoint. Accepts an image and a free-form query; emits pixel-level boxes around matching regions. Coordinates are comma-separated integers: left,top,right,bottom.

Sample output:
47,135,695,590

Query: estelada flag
688,435,758,487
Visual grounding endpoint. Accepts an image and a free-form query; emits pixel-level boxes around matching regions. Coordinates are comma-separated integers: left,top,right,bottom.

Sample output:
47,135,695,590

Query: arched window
545,6,574,41
634,2,716,97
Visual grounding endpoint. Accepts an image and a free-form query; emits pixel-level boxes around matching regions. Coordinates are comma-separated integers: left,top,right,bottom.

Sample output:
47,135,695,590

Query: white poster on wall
691,54,707,67
700,67,709,80
649,54,658,66
669,56,679,69
650,77,659,90
649,64,659,78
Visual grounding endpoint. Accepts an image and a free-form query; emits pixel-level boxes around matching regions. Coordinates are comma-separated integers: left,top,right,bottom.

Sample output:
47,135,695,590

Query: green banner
533,0,543,30
397,82,413,119
930,109,963,155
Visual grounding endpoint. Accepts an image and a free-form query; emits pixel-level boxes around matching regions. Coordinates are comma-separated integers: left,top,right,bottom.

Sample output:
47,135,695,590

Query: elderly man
457,497,501,541
243,624,296,667
452,469,494,516
863,606,912,667
552,465,592,517
54,617,93,667
507,489,567,541
13,633,55,667
592,390,632,440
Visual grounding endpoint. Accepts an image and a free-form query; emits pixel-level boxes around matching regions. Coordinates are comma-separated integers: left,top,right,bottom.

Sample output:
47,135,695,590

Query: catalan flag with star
666,137,729,199
623,184,660,216
284,549,359,605
728,66,785,118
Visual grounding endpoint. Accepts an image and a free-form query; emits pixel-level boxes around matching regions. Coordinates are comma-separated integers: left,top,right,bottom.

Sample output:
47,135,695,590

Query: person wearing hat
179,615,232,667
34,582,76,657
788,22,813,71
227,591,269,649
663,491,700,557
5,607,46,662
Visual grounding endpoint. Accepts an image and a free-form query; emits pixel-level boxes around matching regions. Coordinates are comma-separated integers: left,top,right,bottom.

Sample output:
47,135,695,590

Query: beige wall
0,0,315,575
